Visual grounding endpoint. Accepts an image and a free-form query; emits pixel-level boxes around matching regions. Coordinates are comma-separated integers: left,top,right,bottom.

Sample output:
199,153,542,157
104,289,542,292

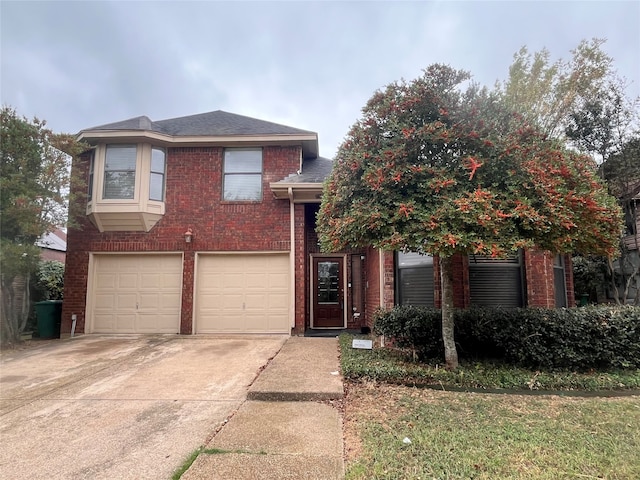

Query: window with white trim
223,148,262,201
104,145,136,199
87,151,95,200
149,147,166,201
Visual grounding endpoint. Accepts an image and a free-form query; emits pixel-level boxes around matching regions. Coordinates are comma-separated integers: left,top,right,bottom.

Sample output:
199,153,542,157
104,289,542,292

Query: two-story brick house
61,110,574,337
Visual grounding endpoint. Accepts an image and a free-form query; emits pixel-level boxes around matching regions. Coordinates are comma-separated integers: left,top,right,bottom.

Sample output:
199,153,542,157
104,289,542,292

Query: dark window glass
223,148,262,201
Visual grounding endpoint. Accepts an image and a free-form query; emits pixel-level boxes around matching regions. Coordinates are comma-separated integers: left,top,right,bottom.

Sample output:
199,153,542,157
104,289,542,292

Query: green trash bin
579,293,589,307
34,300,62,339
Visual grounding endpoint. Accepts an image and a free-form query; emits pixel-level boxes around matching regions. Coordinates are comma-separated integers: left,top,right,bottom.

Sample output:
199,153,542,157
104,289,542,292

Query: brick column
524,249,555,307
180,250,195,334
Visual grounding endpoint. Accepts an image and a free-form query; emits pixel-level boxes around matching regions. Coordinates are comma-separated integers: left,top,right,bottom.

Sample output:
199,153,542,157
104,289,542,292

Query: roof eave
77,130,319,156
269,182,324,203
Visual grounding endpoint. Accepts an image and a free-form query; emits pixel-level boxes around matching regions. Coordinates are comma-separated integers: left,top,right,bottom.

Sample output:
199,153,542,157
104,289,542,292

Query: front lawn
340,334,640,479
344,383,640,480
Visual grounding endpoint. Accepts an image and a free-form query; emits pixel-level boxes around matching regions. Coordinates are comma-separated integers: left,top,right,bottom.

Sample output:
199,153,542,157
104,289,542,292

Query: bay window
86,143,167,232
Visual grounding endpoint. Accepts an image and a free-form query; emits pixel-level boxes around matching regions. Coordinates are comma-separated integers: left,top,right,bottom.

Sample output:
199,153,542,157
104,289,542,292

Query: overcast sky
2,1,638,159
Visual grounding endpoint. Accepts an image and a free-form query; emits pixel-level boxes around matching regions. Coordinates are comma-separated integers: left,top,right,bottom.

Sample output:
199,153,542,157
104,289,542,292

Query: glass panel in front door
317,261,339,303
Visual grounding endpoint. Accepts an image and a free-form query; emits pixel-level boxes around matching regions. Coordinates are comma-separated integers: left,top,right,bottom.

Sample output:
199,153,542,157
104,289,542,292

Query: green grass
345,384,640,480
339,334,640,391
171,446,268,478
171,447,202,480
341,334,640,479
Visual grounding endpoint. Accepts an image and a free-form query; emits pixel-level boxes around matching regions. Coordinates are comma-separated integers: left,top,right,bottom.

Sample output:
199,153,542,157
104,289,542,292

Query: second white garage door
196,254,290,334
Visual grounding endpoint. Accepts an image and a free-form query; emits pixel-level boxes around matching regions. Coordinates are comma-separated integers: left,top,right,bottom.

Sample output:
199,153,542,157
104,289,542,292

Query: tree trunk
0,274,30,345
440,255,459,370
607,257,621,305
1,279,18,345
13,275,30,333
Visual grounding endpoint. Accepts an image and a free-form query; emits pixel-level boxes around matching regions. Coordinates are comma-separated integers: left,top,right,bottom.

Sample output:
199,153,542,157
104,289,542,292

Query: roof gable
79,110,320,158
84,110,314,137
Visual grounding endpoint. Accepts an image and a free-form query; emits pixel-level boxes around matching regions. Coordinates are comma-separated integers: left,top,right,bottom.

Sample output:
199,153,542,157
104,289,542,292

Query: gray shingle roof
85,110,315,136
36,229,67,252
274,156,334,184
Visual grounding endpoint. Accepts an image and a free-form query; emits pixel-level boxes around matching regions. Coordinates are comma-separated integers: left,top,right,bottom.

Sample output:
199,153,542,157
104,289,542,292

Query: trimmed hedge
373,305,640,370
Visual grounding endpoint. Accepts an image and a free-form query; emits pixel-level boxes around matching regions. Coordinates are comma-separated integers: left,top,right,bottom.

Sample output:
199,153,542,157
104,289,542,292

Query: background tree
566,78,640,305
499,38,640,305
317,65,622,369
498,38,613,140
601,138,640,304
0,107,84,345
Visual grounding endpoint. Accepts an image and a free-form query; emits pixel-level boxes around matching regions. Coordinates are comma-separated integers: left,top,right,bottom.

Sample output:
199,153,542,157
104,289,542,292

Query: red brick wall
363,246,381,330
524,249,555,308
382,251,395,309
564,254,576,307
293,203,306,334
40,249,66,263
62,145,301,335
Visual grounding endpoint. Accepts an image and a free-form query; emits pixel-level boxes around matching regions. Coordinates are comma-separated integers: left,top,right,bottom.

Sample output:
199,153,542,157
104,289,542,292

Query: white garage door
91,254,182,333
196,254,290,334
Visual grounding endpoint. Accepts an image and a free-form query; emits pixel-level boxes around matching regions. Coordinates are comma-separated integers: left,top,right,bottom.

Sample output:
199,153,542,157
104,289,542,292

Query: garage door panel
91,255,182,334
200,275,223,289
268,293,288,309
115,314,136,332
244,315,268,331
160,293,181,309
94,293,116,309
196,254,289,334
245,293,266,308
268,273,288,288
223,273,245,288
115,294,137,310
220,294,243,308
96,274,116,289
118,273,137,289
93,314,114,330
139,274,160,289
137,314,177,333
161,273,182,288
246,274,267,288
138,293,162,309
266,314,288,331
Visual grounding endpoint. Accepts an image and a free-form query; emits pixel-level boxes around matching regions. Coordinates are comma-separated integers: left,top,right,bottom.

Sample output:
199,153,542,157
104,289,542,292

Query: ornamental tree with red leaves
317,65,623,370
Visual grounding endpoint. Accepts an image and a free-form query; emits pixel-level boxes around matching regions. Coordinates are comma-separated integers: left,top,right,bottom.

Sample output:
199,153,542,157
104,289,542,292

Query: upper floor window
88,151,95,201
104,145,136,199
223,148,262,201
94,144,166,202
149,148,166,201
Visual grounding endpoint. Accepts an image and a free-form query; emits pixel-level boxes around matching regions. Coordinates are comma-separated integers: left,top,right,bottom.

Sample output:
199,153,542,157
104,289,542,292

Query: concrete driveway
0,335,288,480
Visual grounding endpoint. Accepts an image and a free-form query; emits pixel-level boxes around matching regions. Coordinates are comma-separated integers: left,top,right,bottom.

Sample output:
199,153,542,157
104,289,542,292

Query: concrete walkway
182,336,345,480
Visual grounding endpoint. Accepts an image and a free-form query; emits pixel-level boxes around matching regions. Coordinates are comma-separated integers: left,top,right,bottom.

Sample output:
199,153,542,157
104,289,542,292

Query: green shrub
34,260,65,300
494,306,640,370
373,305,442,359
373,305,640,370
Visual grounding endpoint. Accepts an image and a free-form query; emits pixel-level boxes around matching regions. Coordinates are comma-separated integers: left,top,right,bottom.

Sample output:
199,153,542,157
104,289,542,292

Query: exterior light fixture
184,228,193,243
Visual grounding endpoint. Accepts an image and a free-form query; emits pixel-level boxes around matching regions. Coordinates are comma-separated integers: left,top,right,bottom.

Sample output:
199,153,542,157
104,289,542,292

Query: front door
312,257,344,328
